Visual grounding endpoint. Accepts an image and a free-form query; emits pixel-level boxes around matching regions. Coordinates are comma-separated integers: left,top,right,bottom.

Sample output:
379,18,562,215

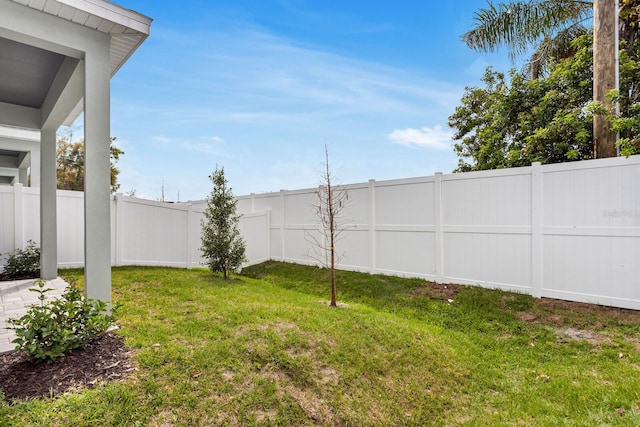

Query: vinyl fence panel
0,186,15,262
440,168,533,293
540,158,640,307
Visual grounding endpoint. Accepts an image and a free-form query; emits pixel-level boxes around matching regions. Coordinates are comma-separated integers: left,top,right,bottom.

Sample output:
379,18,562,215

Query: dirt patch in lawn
517,297,640,329
514,297,640,348
410,282,461,301
0,331,135,402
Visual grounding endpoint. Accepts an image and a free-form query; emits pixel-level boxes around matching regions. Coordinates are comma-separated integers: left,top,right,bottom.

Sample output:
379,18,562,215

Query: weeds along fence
1,155,639,309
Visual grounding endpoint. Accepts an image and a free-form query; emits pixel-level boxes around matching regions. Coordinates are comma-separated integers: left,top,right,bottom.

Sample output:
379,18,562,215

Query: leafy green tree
56,137,123,193
463,1,639,157
449,34,640,171
200,166,247,279
610,36,640,156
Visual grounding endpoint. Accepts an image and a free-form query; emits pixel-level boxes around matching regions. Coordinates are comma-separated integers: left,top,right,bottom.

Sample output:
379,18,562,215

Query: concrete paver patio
0,278,68,354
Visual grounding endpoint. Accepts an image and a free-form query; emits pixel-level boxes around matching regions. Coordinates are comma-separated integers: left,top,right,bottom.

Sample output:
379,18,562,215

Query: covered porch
0,0,151,304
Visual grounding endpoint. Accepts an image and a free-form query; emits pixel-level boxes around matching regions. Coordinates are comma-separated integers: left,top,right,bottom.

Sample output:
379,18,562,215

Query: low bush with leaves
7,279,116,363
1,240,41,280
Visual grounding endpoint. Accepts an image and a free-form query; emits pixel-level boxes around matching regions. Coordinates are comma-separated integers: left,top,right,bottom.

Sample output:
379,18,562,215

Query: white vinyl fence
0,189,271,270
1,155,639,309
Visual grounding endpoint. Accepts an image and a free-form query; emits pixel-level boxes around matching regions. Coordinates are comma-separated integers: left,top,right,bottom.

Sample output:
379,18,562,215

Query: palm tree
463,0,592,78
462,0,617,158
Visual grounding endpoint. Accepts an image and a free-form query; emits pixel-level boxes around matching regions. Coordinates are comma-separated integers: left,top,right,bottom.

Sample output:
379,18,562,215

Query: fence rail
1,155,639,309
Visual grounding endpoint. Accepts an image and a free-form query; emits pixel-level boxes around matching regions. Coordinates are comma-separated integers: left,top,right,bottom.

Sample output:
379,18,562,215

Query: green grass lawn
2,261,640,426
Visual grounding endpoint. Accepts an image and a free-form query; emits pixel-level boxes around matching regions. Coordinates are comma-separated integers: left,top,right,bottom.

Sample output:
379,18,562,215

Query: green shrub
2,240,41,280
7,279,116,363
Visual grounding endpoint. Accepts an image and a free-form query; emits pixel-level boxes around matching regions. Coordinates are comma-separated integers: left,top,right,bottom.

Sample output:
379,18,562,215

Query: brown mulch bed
0,331,135,402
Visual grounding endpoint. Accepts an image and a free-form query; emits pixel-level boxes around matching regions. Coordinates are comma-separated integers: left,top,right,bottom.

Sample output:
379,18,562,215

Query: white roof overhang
0,0,152,127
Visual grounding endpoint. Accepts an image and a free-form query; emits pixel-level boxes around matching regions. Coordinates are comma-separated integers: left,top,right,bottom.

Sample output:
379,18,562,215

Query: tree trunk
328,170,337,307
593,0,617,158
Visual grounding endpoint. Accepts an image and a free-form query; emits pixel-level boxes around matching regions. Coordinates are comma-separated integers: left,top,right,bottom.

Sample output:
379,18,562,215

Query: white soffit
10,0,152,75
8,0,152,125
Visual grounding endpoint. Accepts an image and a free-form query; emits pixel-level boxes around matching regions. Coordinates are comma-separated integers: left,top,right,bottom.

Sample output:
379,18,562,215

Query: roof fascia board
55,0,152,35
0,0,103,58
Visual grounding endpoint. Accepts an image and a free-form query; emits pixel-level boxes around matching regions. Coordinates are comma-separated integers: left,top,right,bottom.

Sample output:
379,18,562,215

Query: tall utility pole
593,0,617,158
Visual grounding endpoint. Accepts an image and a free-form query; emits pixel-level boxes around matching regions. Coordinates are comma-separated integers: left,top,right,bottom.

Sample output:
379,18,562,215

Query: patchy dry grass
2,262,640,426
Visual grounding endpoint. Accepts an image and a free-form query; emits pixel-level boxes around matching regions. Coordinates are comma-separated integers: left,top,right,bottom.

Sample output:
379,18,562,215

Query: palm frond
525,22,590,78
462,0,593,61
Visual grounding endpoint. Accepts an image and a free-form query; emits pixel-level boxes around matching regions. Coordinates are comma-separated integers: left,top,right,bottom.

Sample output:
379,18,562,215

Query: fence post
434,173,444,284
114,194,125,266
266,209,272,262
368,179,376,274
186,203,193,269
13,183,24,251
280,190,286,261
531,162,543,297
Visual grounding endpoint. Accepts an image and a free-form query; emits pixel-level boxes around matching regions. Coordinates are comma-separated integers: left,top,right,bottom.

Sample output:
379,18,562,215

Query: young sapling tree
308,146,348,307
201,165,247,279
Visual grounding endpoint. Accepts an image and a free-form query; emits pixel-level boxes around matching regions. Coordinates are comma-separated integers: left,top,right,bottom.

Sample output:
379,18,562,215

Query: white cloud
136,26,463,124
150,135,228,156
151,135,173,144
112,24,464,199
182,136,229,157
466,57,491,79
388,125,453,150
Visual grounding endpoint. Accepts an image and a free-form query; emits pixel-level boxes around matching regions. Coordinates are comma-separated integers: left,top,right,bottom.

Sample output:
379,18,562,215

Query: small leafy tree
200,166,247,279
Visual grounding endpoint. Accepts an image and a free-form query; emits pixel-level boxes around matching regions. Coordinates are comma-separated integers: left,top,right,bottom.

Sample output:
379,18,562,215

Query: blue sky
84,0,515,201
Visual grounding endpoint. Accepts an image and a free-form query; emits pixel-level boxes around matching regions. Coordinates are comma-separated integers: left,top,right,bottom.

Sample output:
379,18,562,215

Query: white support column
83,41,112,303
29,147,40,188
434,172,444,284
13,183,23,251
17,152,29,186
18,168,28,187
40,127,58,280
18,168,29,187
